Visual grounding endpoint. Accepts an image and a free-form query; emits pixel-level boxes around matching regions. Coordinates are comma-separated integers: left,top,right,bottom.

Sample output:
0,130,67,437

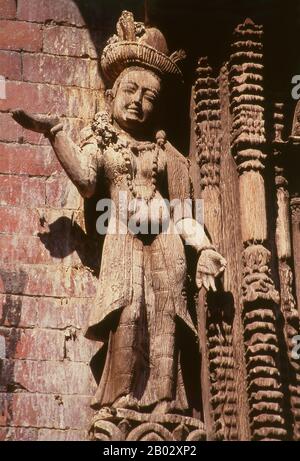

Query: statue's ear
105,89,114,112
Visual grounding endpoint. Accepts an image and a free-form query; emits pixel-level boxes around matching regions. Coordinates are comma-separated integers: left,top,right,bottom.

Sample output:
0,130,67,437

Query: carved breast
103,146,166,193
103,147,129,187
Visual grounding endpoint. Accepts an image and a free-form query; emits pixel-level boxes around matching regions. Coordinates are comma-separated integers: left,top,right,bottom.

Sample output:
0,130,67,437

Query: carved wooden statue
12,11,226,441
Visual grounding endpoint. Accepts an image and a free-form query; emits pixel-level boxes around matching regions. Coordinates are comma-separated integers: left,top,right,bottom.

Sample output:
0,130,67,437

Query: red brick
5,117,87,150
0,112,23,142
2,427,38,441
2,359,96,394
0,81,60,114
63,395,94,429
0,51,21,80
12,328,65,360
2,428,87,441
0,176,46,207
17,0,86,27
64,330,99,363
0,20,42,52
0,0,17,19
0,294,38,327
0,143,61,176
0,234,55,264
23,53,102,89
34,297,66,329
0,81,56,114
0,81,101,119
26,266,97,298
0,293,98,332
0,176,21,206
21,129,50,146
0,393,93,429
43,25,98,58
0,265,23,294
35,297,92,330
1,117,47,147
38,429,87,441
0,111,50,145
0,224,89,265
45,175,81,209
0,206,42,234
0,264,97,297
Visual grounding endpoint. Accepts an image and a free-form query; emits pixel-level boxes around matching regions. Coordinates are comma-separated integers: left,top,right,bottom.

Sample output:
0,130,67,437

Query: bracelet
46,123,64,139
197,244,216,254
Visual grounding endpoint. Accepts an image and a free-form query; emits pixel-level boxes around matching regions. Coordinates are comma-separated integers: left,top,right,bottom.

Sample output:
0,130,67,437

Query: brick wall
0,0,106,441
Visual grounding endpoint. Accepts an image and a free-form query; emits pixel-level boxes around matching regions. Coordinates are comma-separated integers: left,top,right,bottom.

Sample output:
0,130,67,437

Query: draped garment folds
84,140,200,413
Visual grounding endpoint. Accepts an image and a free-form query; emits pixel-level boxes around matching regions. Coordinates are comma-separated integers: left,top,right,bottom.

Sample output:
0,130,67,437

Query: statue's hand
196,249,227,291
12,109,63,136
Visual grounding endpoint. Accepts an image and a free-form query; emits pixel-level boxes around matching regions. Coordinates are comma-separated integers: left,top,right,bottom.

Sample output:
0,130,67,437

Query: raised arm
12,110,99,198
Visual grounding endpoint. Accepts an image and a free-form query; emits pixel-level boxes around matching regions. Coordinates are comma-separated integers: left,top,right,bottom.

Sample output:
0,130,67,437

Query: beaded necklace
122,142,159,203
91,111,166,203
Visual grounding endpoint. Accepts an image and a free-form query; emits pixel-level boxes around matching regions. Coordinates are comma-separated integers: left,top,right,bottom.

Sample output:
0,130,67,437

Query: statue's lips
126,107,142,117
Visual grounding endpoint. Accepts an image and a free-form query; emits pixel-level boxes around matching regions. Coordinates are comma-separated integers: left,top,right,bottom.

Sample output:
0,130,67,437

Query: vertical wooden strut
274,103,300,440
291,196,300,316
193,57,239,440
290,100,300,318
229,19,286,440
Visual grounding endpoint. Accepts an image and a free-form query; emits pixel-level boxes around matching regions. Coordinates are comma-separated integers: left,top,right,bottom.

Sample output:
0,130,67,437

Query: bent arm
49,129,98,199
12,109,100,199
175,217,213,252
176,217,226,291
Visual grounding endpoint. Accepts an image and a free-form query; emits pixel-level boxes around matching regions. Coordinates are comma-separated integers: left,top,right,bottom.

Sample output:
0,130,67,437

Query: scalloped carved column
273,103,300,440
229,19,286,440
193,57,240,441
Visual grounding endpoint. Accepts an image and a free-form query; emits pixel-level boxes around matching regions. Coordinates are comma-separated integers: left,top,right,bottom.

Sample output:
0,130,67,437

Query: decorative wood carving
8,6,300,442
193,58,239,441
89,408,206,441
228,19,287,441
291,197,300,315
11,10,227,442
274,103,300,440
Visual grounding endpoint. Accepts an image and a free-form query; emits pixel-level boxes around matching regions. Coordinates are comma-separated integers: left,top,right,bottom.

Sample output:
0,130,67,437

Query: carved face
111,68,161,133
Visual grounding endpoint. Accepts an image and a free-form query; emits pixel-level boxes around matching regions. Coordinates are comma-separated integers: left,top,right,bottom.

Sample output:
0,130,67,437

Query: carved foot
112,395,140,410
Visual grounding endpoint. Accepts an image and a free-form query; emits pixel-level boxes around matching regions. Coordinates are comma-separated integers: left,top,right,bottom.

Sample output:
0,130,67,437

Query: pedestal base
89,407,206,441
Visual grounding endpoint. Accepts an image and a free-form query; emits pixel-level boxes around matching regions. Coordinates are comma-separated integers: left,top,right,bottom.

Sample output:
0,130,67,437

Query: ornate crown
101,11,186,85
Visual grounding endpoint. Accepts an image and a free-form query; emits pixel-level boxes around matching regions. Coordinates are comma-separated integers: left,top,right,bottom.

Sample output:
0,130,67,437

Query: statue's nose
132,89,143,104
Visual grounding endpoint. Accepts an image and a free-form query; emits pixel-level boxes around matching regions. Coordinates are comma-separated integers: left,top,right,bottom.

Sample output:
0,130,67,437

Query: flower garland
91,111,166,203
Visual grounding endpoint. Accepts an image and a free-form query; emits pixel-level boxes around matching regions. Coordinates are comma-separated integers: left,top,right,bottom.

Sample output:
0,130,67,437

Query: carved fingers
12,109,61,135
196,249,227,291
50,123,64,136
198,274,217,292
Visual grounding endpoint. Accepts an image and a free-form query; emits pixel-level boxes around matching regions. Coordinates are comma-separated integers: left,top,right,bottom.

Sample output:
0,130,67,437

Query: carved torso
102,142,167,202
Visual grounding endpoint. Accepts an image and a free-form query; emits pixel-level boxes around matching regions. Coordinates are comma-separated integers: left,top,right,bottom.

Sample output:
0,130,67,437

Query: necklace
122,142,159,203
91,111,167,203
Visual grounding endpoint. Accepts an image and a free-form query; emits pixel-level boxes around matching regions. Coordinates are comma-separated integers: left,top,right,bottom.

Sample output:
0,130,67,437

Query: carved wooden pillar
273,103,300,440
291,197,300,315
218,62,251,441
193,57,239,441
229,19,287,440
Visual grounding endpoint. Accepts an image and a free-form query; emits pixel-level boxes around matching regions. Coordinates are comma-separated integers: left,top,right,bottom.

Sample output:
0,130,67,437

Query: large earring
105,89,114,113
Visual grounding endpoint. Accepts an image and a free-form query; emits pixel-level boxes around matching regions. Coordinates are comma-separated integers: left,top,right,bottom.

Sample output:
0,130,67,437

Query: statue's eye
123,85,136,94
144,92,157,103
